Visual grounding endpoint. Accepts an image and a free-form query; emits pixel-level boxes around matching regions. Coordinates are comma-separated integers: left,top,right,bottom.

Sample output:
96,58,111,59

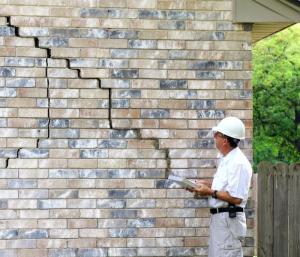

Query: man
187,116,252,257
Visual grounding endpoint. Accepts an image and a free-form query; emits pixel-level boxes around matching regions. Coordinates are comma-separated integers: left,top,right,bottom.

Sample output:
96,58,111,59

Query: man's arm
188,184,242,205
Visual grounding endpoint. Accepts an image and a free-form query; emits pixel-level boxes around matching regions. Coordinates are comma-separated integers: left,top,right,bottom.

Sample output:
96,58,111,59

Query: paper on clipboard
168,175,198,189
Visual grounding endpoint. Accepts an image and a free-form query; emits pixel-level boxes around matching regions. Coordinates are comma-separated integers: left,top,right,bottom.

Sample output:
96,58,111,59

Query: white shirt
208,147,252,208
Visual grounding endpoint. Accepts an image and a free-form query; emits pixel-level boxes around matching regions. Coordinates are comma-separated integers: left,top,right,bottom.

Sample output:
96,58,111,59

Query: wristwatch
212,190,218,199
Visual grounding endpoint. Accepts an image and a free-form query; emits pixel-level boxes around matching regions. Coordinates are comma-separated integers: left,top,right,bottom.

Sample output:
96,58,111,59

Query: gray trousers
208,212,246,257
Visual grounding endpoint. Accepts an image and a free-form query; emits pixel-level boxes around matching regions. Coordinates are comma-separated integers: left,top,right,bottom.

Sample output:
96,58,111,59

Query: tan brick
7,138,37,148
68,219,97,228
159,119,188,129
16,47,47,57
139,69,167,79
18,249,48,257
68,159,97,168
80,89,109,98
49,89,79,98
50,109,79,118
98,0,126,7
79,229,109,238
68,238,97,248
111,109,140,119
6,98,36,108
80,48,110,58
17,88,47,98
37,239,67,249
39,159,68,169
0,47,16,56
80,68,109,78
51,48,80,58
18,108,48,118
49,229,78,238
0,5,50,16
16,68,46,77
97,238,126,247
4,37,35,47
49,149,79,159
98,159,127,169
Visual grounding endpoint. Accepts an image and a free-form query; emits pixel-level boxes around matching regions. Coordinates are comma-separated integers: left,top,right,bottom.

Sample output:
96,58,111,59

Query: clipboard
168,175,198,189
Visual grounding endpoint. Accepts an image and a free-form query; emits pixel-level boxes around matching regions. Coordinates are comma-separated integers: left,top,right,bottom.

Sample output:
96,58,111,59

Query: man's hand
186,183,213,197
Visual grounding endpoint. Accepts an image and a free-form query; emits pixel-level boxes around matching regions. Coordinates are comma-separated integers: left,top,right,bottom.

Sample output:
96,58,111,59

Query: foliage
253,24,300,169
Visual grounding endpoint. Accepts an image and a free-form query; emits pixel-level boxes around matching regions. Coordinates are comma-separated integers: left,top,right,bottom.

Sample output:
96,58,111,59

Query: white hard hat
212,117,245,140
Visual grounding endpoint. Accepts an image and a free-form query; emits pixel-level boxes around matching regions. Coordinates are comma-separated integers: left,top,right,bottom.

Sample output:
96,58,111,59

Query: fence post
288,164,300,257
257,162,274,257
273,163,289,257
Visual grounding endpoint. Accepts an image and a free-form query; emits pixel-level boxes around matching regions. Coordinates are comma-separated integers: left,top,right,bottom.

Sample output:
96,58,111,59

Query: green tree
253,24,300,168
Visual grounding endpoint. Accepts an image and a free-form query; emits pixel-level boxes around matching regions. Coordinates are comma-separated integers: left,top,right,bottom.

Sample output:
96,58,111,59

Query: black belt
210,206,244,214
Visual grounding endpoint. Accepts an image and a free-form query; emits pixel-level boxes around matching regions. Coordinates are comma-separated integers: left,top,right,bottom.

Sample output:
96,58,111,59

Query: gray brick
49,99,67,108
39,37,69,47
49,169,79,178
80,149,108,158
0,26,15,36
110,129,138,139
50,189,79,199
160,80,187,89
111,69,138,79
0,88,16,97
190,61,243,70
108,189,139,198
50,28,80,37
184,199,208,208
110,30,138,39
19,27,49,37
196,11,223,20
5,78,36,88
78,248,108,257
49,249,77,257
128,218,155,228
111,210,137,219
116,89,141,98
69,58,98,68
108,169,135,178
99,59,128,68
101,79,130,88
196,71,224,79
37,119,49,128
0,250,17,257
139,10,166,19
128,40,157,49
36,99,49,108
38,200,66,209
197,130,212,139
98,219,126,228
167,248,194,256
192,139,215,149
35,58,47,67
167,11,195,20
8,180,37,189
69,139,97,148
197,110,225,119
137,169,165,178
50,129,80,139
111,49,138,58
96,199,125,208
19,149,49,158
79,169,108,178
0,67,15,77
211,31,225,40
0,200,8,209
80,8,108,18
158,20,185,30
49,78,67,88
108,9,138,18
111,99,129,108
195,248,208,255
108,248,137,256
5,57,35,67
0,229,18,239
85,29,109,38
224,80,244,89
19,229,48,239
141,109,170,119
0,149,18,158
109,228,137,237
50,119,69,128
38,139,68,148
187,100,215,109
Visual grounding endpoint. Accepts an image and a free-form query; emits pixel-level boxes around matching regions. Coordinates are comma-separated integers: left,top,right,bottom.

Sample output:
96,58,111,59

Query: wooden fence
257,162,300,257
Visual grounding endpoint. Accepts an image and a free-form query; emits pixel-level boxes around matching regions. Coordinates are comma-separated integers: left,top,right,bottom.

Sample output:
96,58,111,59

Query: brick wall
0,0,254,256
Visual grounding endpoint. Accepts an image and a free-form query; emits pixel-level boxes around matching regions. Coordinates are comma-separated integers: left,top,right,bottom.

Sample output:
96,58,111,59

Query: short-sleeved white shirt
208,147,252,208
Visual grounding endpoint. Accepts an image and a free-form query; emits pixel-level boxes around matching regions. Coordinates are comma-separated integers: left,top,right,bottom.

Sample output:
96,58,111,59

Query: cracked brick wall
0,1,254,257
